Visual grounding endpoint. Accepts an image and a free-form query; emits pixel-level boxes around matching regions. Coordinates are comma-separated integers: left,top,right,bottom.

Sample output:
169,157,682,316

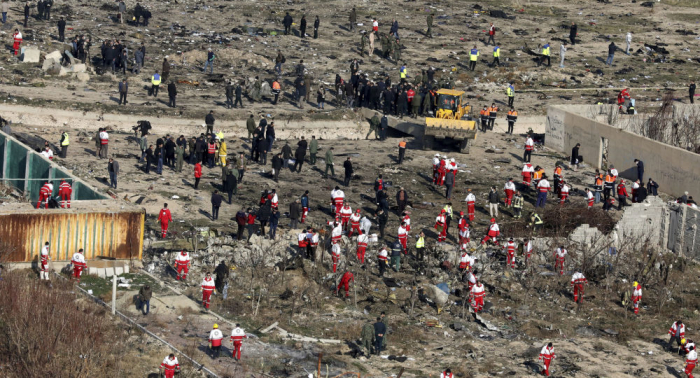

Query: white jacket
209,329,224,342
465,193,476,203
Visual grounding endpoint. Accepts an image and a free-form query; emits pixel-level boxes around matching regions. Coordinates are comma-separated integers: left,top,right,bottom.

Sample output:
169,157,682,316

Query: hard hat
460,211,464,216
213,324,219,329
441,209,446,213
356,209,360,213
633,281,638,287
450,158,455,162
682,338,687,345
490,218,495,223
435,153,440,157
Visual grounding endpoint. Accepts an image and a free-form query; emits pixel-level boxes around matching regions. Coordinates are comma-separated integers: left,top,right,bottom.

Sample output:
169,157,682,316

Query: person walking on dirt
230,324,248,360
160,354,180,378
361,319,375,357
208,324,224,359
539,343,556,376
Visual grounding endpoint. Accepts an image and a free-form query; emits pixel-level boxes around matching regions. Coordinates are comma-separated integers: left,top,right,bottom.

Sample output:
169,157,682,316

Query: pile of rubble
33,48,90,82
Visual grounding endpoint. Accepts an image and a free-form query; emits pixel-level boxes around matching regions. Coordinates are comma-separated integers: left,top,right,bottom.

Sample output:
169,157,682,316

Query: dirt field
3,0,700,376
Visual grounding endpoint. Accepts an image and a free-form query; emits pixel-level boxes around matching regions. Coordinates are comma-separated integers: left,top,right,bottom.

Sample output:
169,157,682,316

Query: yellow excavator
423,89,478,153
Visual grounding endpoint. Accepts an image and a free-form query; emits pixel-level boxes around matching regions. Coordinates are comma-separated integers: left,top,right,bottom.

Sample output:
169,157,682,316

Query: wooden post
397,367,405,378
317,353,322,378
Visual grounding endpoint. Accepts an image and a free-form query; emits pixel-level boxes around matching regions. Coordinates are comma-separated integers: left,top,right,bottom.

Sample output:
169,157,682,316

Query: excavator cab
424,89,477,154
435,89,470,120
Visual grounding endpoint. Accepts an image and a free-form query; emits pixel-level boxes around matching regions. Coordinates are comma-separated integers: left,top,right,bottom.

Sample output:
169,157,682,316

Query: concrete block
42,58,57,71
105,267,115,277
114,266,124,276
58,66,69,77
22,47,40,63
74,72,90,82
70,63,86,73
123,264,130,274
88,267,99,276
45,50,62,62
97,268,106,279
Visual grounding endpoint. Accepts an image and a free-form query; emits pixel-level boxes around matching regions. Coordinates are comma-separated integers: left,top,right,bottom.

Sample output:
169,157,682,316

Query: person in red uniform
356,231,368,263
58,179,72,208
70,249,86,282
480,218,500,245
503,237,516,268
36,181,54,209
469,280,485,312
686,345,698,378
159,354,180,378
40,242,50,280
174,250,191,280
339,202,352,229
230,324,248,360
398,222,408,253
12,29,22,56
571,271,588,304
617,181,629,210
465,189,476,221
208,324,224,359
440,368,454,378
158,203,173,238
336,271,354,298
437,157,447,186
194,161,202,189
458,211,469,245
434,209,447,243
539,342,555,376
201,272,216,309
349,209,361,237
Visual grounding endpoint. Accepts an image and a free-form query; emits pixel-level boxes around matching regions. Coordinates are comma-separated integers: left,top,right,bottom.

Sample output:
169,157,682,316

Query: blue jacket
207,51,214,61
301,195,309,208
270,211,280,227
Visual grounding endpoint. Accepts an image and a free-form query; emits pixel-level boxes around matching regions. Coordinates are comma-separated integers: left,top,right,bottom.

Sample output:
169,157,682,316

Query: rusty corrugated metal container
0,207,145,262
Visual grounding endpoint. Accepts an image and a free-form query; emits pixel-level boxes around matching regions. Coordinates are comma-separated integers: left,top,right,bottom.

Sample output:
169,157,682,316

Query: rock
74,72,90,82
22,46,40,63
575,326,602,337
452,322,464,331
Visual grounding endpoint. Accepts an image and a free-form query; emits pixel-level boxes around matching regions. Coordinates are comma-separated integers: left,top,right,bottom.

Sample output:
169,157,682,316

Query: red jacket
194,163,202,178
158,208,172,224
246,213,256,225
339,272,354,286
617,183,628,197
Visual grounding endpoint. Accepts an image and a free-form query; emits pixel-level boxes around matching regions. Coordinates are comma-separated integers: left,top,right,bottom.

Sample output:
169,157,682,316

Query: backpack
281,56,286,63
236,211,246,225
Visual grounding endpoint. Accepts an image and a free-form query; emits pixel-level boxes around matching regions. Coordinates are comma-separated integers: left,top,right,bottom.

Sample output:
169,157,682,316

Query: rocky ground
2,0,700,376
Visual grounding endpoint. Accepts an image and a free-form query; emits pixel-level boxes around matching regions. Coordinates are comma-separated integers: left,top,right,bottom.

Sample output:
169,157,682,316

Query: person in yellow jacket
469,45,479,71
492,45,500,67
219,139,228,166
59,129,70,158
538,43,551,67
151,70,161,97
415,231,425,261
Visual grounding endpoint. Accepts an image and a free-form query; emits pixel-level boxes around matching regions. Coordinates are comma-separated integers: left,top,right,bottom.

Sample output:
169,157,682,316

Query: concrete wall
0,129,107,201
668,204,700,259
546,105,700,198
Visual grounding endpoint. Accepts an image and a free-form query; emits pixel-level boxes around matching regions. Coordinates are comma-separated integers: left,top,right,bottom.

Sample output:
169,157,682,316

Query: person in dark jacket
211,190,223,220
294,144,306,173
300,15,307,38
258,138,269,165
205,111,215,136
343,157,353,186
235,210,246,240
138,285,152,315
488,186,500,218
444,171,455,200
606,42,617,65
23,2,30,28
271,153,283,182
234,82,243,108
225,82,234,109
266,122,276,148
313,16,320,39
281,142,292,170
571,143,580,171
144,145,154,173
118,79,128,105
269,208,280,239
390,240,402,271
213,261,229,293
225,167,237,203
195,136,206,163
569,22,577,45
164,137,176,167
647,178,659,196
57,17,66,42
690,81,696,104
168,81,177,108
373,317,386,354
634,159,644,182
289,199,301,229
257,202,272,237
283,12,293,35
376,208,388,239
396,187,408,214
